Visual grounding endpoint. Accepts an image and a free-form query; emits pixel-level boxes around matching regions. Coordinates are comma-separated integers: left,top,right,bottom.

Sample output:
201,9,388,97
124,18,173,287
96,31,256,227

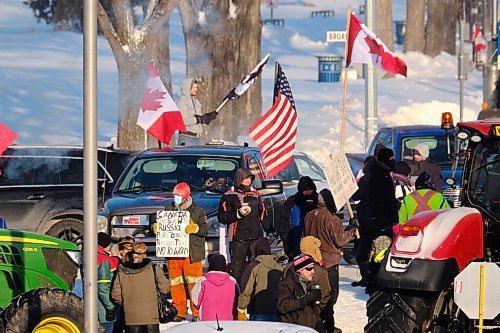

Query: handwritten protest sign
324,150,358,211
156,210,190,257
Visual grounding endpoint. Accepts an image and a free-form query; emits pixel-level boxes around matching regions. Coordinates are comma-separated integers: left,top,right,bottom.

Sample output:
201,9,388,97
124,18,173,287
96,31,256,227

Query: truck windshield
117,156,240,193
401,135,454,165
468,140,500,220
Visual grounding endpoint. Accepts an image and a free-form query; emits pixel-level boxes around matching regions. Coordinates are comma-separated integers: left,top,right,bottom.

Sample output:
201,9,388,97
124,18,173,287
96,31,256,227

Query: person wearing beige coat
111,242,170,333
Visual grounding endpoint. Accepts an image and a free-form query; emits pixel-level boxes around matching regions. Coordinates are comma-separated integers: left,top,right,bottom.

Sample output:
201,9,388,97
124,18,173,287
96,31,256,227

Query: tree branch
142,0,179,36
110,0,135,44
97,0,123,57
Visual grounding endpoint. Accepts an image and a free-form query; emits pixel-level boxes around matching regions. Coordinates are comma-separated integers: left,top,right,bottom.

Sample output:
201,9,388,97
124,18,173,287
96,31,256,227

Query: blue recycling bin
394,20,406,45
317,55,343,82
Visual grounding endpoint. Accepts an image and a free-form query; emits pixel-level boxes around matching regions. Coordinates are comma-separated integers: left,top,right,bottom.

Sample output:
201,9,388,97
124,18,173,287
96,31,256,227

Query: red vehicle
365,116,500,332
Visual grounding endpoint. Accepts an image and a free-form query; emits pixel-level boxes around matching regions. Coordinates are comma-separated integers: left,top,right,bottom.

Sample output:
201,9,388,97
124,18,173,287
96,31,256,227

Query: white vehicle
164,321,317,333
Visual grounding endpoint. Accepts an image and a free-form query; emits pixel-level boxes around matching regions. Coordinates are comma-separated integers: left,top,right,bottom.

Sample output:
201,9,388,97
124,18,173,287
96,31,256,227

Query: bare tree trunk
404,0,425,53
376,0,394,51
425,0,448,57
442,0,459,55
179,0,262,143
97,0,178,150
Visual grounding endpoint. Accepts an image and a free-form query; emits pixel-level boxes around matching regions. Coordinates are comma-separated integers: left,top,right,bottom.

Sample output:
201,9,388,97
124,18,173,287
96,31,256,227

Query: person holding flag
176,78,218,145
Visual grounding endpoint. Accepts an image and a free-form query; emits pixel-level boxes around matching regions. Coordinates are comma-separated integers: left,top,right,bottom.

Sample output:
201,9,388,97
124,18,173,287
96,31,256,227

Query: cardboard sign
156,210,190,257
324,150,359,210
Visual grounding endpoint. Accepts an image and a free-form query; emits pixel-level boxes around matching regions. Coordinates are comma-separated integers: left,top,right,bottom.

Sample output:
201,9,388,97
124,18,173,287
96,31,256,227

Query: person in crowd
176,78,218,144
112,236,135,333
192,253,239,321
364,235,393,295
237,237,283,321
111,242,170,333
97,232,118,333
304,190,356,333
393,161,414,203
299,236,331,325
351,148,399,289
398,171,450,228
165,182,209,322
239,237,271,291
409,143,444,192
277,254,324,333
355,156,377,182
279,176,318,259
218,168,269,283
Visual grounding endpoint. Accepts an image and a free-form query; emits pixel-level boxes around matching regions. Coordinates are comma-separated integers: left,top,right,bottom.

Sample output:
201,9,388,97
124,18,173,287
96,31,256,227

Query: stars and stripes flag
249,63,297,176
136,61,186,144
224,52,271,100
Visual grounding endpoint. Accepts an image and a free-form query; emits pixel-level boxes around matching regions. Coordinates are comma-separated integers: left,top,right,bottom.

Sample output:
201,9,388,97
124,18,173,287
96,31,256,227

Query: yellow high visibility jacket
399,189,450,225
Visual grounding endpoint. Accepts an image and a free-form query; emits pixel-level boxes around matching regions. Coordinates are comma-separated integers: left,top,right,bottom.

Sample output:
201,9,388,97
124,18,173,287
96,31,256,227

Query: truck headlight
97,215,108,233
207,216,222,237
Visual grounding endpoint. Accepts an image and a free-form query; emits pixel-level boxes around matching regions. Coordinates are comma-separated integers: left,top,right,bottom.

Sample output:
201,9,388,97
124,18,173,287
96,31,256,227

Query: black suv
97,145,285,267
0,145,134,243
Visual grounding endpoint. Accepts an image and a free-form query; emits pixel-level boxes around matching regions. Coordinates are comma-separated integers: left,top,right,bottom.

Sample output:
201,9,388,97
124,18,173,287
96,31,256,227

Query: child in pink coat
192,253,239,321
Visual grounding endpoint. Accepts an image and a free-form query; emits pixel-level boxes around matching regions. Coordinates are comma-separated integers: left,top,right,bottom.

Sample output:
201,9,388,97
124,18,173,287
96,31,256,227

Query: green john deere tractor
0,228,83,333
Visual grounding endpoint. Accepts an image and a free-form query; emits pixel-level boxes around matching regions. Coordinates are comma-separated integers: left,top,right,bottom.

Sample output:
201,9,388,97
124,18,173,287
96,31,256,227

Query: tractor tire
1,288,83,333
364,289,437,333
46,218,84,246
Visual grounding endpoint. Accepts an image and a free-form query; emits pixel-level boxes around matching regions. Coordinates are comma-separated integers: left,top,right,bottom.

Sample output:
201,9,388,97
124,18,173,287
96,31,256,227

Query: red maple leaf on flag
364,35,384,63
141,88,165,112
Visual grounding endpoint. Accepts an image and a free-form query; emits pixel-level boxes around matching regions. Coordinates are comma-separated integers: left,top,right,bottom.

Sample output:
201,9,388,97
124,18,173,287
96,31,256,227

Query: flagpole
273,61,279,104
340,7,357,232
144,130,147,150
214,98,230,113
340,7,352,151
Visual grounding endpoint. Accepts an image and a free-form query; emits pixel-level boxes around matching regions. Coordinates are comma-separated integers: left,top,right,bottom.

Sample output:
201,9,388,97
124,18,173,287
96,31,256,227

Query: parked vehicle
276,151,329,194
97,145,285,270
365,117,500,332
0,227,83,332
347,125,461,196
0,145,134,244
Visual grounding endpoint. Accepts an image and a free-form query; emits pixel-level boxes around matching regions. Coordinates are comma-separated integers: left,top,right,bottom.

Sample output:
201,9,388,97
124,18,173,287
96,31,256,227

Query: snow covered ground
0,0,486,331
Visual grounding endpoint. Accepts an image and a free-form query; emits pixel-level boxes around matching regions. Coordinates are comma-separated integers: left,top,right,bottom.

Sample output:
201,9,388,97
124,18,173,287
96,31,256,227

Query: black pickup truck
97,145,285,269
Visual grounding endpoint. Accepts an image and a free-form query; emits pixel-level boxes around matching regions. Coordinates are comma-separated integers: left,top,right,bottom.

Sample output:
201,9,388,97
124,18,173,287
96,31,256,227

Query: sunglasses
304,266,315,271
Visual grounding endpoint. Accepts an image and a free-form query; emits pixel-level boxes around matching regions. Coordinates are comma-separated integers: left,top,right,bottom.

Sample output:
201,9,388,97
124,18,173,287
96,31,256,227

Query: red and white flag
0,121,18,176
137,62,186,144
249,64,297,176
0,121,17,156
346,13,407,77
472,23,487,53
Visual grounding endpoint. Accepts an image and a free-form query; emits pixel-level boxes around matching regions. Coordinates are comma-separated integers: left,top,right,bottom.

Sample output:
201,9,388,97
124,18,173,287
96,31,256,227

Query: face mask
240,184,251,192
386,160,396,172
173,195,184,206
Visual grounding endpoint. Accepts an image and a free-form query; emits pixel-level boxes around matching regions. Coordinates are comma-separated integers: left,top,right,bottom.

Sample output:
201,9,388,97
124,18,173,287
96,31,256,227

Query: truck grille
443,187,461,208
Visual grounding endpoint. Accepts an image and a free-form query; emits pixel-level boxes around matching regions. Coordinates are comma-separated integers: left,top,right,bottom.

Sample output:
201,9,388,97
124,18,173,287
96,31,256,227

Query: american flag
249,63,297,176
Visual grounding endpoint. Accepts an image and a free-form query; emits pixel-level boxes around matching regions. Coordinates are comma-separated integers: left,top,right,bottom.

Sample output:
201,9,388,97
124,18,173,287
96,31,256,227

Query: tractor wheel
364,289,437,333
46,218,84,247
1,288,83,333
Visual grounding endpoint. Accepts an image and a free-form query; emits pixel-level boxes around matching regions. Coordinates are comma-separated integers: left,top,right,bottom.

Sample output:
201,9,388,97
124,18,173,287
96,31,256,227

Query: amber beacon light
441,112,454,130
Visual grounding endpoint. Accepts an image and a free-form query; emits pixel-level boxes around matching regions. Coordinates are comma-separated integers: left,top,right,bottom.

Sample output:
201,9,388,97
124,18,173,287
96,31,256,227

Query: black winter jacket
218,169,269,241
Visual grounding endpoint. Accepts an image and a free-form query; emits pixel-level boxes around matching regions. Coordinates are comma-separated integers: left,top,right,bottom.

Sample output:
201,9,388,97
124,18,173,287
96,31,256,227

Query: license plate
494,125,500,137
123,216,141,225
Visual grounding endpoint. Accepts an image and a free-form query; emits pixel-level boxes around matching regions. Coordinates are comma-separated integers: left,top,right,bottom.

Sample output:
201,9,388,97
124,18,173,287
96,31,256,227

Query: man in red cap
165,182,209,322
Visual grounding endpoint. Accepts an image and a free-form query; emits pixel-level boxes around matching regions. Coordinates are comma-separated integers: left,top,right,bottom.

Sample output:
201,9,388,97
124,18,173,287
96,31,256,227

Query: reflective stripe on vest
410,190,437,215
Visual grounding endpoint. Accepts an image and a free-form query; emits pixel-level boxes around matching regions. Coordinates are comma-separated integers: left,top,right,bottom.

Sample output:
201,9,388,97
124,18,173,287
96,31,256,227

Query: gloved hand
185,222,199,234
236,205,252,219
304,288,322,305
194,114,203,124
202,111,218,125
105,308,116,322
237,309,248,321
349,217,360,228
345,225,357,232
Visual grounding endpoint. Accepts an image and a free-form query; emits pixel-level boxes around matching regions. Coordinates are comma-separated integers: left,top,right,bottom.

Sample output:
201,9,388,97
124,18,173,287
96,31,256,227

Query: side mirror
259,179,283,196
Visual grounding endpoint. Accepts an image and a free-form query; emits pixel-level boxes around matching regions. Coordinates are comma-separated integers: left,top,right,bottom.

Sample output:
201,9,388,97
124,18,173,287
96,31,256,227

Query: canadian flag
346,13,407,77
137,62,186,144
0,121,18,176
472,23,487,53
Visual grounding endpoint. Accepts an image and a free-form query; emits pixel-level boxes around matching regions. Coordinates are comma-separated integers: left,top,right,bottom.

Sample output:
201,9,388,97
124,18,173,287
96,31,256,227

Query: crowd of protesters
94,146,449,332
